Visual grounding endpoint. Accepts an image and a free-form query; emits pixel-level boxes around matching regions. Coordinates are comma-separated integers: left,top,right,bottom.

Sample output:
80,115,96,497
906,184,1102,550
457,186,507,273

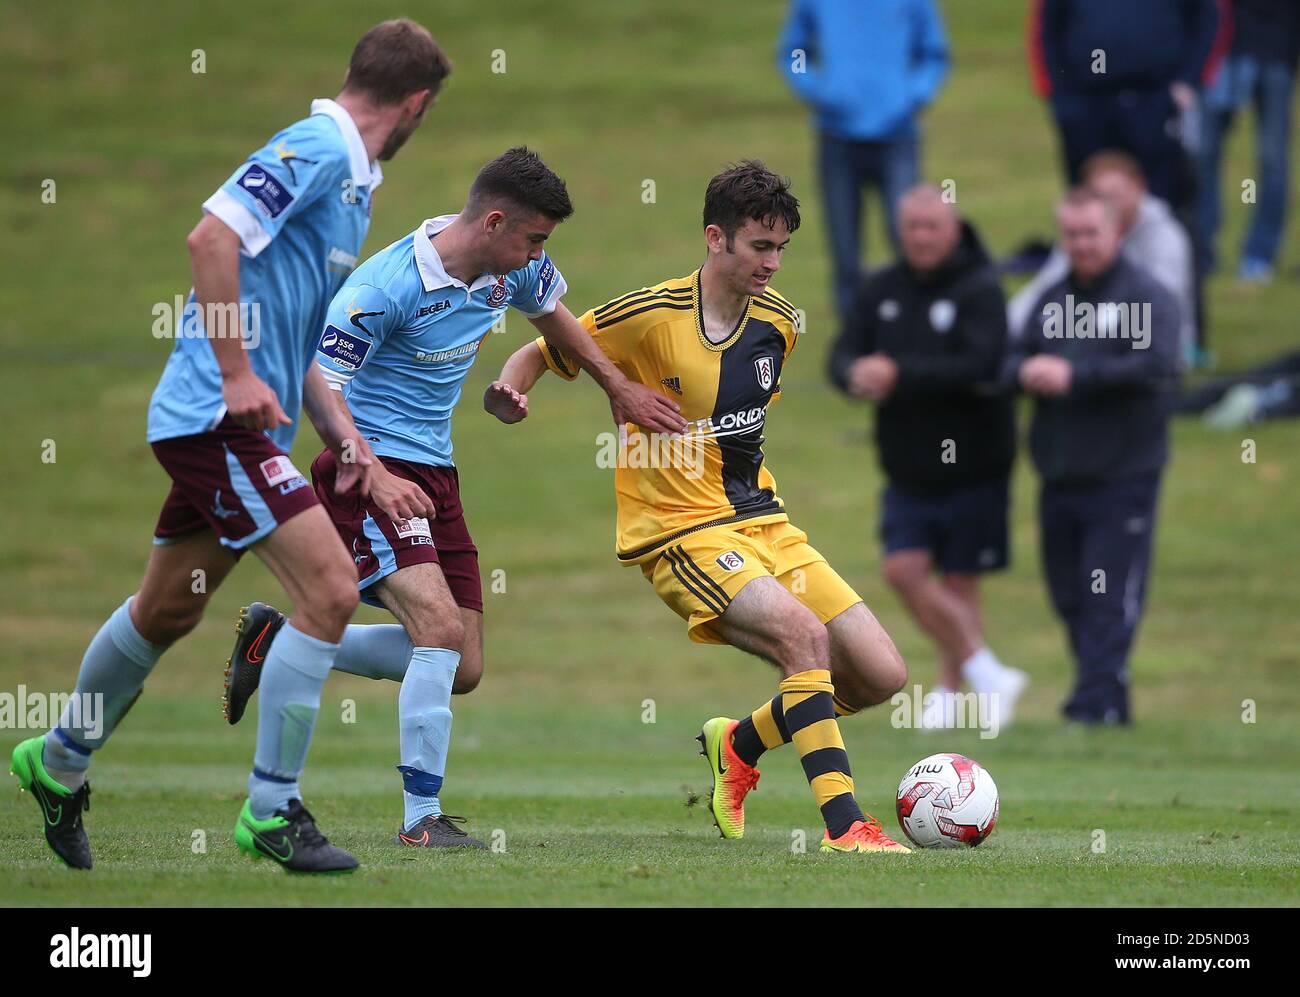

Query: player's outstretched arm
529,303,686,435
485,344,546,424
188,214,289,432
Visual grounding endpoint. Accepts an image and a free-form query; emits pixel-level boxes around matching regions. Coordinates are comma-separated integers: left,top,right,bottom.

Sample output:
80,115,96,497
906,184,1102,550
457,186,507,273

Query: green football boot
10,735,93,870
234,798,359,873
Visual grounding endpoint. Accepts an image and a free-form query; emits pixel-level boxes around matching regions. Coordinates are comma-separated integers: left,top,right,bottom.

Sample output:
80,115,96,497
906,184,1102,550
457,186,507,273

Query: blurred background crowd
777,0,1297,727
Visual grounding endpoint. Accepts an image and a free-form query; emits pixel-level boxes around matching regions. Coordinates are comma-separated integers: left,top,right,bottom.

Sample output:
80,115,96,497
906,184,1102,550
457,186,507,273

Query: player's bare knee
866,647,909,703
303,575,359,635
452,660,481,694
773,613,830,674
882,555,924,592
132,594,205,647
406,613,465,654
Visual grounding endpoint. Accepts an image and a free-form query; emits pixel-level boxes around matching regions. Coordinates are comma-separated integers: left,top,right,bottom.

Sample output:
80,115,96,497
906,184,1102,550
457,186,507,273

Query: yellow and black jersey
534,269,801,564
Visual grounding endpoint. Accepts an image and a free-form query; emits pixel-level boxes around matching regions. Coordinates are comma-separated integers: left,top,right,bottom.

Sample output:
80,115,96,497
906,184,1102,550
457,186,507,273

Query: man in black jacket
830,185,1025,732
1007,188,1181,725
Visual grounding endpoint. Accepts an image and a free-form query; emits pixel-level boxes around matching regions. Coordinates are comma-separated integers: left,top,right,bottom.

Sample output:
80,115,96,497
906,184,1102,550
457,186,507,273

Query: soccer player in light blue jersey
221,148,688,846
9,20,452,873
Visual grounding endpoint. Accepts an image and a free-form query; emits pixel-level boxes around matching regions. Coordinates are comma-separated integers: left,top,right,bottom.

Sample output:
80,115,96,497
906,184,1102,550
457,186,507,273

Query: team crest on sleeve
236,165,294,219
318,325,372,370
716,550,746,572
754,356,774,391
487,276,509,309
535,255,557,305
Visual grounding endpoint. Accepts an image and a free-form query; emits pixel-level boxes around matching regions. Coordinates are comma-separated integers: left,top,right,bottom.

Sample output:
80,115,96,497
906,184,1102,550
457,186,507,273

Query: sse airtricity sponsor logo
236,164,294,219
535,255,557,305
318,325,372,370
49,928,151,977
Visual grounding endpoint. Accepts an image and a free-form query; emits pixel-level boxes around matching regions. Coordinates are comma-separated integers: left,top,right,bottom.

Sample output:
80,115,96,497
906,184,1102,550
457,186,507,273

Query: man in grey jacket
1006,188,1180,725
1009,151,1195,366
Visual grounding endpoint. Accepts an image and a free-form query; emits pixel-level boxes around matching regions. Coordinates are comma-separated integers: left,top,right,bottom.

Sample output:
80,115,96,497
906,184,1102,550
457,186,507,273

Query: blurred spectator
1009,151,1198,365
1005,189,1181,726
778,0,949,318
829,186,1025,731
1198,0,1300,282
1029,0,1222,205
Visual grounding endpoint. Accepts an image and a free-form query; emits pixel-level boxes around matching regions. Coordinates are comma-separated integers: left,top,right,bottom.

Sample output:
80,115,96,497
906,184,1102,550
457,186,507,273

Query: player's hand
331,433,376,497
484,381,529,424
1019,355,1072,396
1170,81,1197,113
369,463,436,523
609,379,687,435
853,353,898,402
223,369,291,431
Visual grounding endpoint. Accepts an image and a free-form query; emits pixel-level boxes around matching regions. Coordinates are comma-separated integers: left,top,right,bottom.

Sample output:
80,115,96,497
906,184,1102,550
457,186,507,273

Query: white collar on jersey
413,215,502,293
309,98,384,191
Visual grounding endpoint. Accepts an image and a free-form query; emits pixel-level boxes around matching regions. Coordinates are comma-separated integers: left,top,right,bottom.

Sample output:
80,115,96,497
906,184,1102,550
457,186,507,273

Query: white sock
962,648,1005,694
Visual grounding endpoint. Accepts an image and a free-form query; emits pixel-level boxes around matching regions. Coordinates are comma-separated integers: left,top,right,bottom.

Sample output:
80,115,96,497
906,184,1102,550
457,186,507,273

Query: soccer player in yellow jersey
487,162,910,853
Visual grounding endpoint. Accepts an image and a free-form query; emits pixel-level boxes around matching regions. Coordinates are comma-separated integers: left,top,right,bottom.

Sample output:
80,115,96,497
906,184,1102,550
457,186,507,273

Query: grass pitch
2,0,1298,906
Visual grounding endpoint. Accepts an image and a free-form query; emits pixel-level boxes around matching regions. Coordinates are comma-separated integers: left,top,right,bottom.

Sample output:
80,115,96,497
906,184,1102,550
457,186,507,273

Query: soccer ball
895,752,999,848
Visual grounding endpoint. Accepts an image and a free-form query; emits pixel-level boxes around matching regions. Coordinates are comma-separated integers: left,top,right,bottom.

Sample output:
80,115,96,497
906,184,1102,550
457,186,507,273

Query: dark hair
344,19,453,105
465,147,574,222
703,160,801,247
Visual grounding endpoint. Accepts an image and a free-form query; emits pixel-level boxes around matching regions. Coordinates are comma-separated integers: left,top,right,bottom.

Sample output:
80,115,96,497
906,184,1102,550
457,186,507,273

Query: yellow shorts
640,518,863,644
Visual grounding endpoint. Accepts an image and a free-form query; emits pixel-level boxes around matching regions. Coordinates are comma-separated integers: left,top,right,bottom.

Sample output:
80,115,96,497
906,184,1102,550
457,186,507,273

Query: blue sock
248,622,338,819
44,597,164,790
333,624,413,681
397,647,459,831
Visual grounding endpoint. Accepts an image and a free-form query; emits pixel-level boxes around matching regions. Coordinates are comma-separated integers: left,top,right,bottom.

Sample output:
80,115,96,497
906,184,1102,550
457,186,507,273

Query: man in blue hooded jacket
777,0,949,318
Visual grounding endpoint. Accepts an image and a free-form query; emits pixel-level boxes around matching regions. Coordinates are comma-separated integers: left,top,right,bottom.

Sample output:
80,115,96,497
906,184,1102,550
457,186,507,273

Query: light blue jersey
315,215,567,466
148,99,383,453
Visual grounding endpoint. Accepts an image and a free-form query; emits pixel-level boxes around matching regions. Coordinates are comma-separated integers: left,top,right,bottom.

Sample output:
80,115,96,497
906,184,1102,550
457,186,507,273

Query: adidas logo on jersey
661,376,683,395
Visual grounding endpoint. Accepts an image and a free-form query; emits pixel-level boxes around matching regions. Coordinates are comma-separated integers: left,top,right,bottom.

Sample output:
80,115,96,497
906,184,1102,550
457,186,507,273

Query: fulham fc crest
754,355,774,391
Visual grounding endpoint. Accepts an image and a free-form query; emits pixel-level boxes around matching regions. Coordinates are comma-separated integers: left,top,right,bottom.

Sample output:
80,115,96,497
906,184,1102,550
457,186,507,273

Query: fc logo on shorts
716,550,745,572
754,356,774,391
259,455,303,487
394,516,433,545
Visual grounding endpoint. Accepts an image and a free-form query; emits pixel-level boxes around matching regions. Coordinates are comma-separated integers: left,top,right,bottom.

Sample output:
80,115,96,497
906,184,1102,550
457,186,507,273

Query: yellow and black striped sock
731,697,790,767
779,668,865,837
732,684,859,765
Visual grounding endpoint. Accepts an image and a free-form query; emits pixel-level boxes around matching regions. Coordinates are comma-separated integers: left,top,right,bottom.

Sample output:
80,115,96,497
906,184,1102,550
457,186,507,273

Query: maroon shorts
151,419,318,551
311,449,483,613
